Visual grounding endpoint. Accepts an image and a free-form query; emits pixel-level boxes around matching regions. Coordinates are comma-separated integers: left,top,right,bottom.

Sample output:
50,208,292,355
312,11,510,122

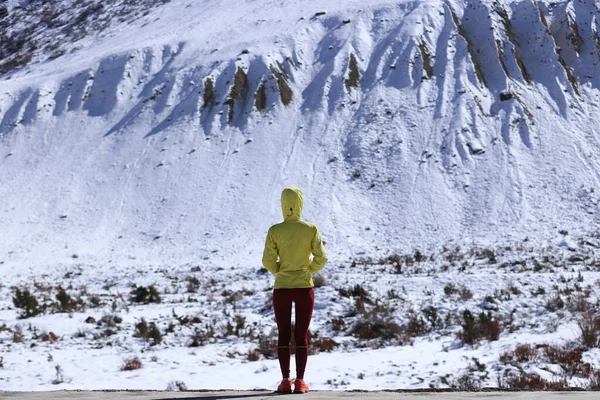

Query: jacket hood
281,188,304,221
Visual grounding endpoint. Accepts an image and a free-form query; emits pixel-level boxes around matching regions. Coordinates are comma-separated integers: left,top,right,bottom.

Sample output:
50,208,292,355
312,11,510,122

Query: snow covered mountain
1,0,600,270
4,0,600,392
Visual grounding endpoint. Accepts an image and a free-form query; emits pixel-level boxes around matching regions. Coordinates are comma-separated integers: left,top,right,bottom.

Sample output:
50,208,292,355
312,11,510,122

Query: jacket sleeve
262,228,280,274
308,225,328,273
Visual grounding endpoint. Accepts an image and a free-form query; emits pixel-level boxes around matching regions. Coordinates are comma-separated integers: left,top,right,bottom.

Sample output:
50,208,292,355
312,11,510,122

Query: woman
262,188,328,394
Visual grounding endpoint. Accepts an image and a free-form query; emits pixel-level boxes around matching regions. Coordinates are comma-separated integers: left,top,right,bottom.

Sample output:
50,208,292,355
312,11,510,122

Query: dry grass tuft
121,357,142,371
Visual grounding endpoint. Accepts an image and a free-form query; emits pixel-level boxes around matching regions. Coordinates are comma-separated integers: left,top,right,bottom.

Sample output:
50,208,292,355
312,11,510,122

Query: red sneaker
276,379,292,393
294,379,309,394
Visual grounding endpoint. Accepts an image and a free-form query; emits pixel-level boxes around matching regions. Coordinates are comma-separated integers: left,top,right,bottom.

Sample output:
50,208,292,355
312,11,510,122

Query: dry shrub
339,284,369,300
55,288,79,313
313,275,326,288
405,310,427,337
89,296,101,308
40,332,59,343
459,310,501,345
13,288,43,319
568,295,592,313
544,345,581,365
514,344,537,362
578,312,600,348
404,306,443,338
352,319,402,341
459,287,474,300
444,248,464,263
590,370,600,389
186,276,200,293
130,285,161,304
545,294,565,312
480,321,501,342
559,286,574,296
147,323,163,346
509,285,521,296
121,357,142,371
350,300,402,341
452,372,481,390
330,317,345,332
503,374,568,390
189,326,214,347
134,318,162,346
257,331,278,359
310,337,337,354
543,344,591,376
135,318,148,339
247,349,260,362
443,283,458,296
444,284,472,300
379,253,402,265
13,330,25,343
501,344,537,364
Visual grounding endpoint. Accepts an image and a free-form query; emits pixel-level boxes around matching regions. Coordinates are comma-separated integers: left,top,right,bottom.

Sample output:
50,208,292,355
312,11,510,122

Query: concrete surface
1,391,598,400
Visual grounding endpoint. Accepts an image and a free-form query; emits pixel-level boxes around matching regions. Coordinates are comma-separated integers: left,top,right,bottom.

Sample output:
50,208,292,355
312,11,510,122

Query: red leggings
272,288,314,380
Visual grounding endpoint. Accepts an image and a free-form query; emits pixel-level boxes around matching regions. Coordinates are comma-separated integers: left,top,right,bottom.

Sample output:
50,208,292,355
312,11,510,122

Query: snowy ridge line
2,0,600,140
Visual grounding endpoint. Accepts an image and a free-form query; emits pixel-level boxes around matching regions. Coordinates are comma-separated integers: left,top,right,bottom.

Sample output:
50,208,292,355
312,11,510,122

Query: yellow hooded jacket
262,188,328,289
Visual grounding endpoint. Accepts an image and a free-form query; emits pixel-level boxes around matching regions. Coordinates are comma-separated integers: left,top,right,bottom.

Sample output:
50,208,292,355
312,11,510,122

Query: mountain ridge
1,0,600,271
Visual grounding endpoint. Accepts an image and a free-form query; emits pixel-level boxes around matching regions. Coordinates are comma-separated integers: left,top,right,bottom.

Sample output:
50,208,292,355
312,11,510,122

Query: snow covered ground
1,0,600,392
2,232,600,391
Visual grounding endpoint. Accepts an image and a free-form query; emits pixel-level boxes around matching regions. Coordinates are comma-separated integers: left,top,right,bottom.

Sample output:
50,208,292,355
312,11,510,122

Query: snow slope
1,0,600,271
